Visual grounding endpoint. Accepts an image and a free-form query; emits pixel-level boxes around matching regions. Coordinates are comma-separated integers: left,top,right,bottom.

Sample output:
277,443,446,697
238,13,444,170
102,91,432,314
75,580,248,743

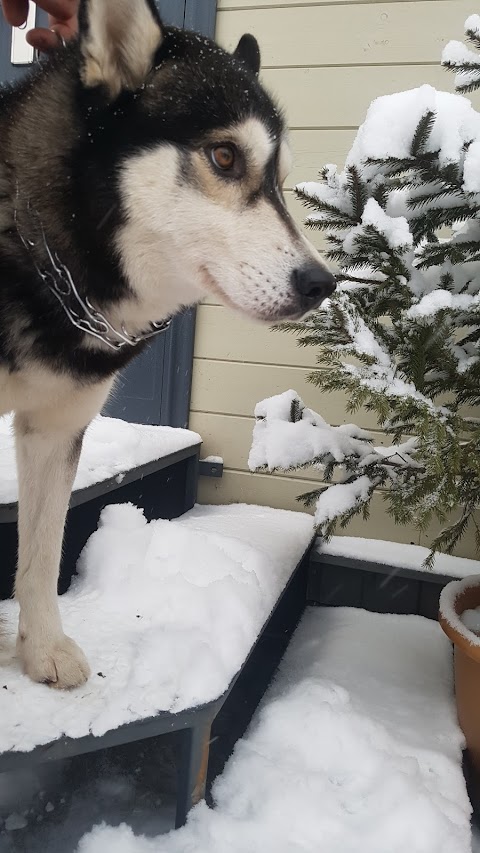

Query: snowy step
0,416,202,599
310,536,480,620
0,414,202,519
0,505,313,793
79,606,472,853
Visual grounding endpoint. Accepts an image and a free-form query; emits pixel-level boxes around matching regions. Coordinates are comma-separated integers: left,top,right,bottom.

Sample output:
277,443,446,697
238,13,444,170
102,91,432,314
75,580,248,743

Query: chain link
14,197,172,350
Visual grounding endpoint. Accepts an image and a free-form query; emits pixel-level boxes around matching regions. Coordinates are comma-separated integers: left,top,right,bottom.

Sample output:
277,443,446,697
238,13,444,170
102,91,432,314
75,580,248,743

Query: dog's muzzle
291,264,336,312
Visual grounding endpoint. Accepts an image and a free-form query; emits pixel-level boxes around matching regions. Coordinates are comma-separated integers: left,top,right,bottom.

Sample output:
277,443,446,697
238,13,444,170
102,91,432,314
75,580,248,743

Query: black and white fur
0,0,335,688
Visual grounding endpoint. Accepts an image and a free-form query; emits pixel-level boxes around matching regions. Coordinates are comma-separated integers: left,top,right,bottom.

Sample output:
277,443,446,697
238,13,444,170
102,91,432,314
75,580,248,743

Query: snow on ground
0,414,201,505
0,503,313,753
318,535,480,579
79,606,471,853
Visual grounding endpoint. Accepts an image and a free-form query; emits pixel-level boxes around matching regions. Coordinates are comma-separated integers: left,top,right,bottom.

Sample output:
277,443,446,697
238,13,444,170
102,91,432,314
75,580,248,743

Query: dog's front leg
13,382,112,689
14,418,89,688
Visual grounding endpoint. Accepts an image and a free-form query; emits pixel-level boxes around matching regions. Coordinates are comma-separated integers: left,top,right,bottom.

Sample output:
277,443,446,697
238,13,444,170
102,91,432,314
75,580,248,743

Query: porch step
309,537,466,619
0,504,314,826
0,415,202,599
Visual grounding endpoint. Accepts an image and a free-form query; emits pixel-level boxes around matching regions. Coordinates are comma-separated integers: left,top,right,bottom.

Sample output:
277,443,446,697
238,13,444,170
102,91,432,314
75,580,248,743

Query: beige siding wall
190,0,479,557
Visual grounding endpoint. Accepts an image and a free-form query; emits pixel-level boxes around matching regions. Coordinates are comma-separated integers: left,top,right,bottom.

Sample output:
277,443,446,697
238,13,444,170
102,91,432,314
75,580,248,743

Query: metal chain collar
14,198,171,351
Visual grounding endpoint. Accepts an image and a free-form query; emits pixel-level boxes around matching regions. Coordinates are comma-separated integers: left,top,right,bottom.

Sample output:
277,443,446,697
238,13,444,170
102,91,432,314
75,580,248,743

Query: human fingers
26,15,77,50
2,0,30,27
33,0,78,22
25,26,61,50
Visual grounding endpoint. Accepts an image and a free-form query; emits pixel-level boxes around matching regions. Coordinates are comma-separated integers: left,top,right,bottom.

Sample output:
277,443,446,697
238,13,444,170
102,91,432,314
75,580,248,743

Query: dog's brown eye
210,145,235,172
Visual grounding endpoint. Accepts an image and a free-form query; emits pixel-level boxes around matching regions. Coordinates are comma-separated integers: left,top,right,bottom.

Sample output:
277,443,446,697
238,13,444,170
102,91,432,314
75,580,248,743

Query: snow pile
0,414,201,505
318,535,480,579
249,389,376,472
0,504,313,753
78,607,471,853
345,85,480,185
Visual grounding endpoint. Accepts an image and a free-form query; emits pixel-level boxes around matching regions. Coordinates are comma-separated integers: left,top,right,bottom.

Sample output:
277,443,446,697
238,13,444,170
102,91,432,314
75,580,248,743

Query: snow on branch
443,16,480,94
248,390,375,473
314,477,373,526
249,392,423,532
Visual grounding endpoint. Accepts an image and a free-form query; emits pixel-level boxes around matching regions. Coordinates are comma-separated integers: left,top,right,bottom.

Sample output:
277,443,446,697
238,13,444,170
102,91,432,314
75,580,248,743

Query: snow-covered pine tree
249,15,480,560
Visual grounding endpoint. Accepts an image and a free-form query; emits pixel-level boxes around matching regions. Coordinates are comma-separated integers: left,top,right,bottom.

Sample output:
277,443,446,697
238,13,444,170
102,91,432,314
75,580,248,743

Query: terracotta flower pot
439,575,480,808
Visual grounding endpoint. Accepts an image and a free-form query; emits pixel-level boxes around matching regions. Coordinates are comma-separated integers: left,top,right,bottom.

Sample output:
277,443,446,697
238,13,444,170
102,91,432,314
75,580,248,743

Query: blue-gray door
0,0,217,427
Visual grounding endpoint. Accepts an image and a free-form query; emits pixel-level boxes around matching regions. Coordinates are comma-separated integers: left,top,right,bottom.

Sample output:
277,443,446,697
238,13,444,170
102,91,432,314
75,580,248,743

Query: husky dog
0,0,335,688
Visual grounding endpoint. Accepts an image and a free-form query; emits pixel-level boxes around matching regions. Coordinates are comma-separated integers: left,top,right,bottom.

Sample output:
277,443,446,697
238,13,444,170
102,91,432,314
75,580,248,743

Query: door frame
159,0,218,427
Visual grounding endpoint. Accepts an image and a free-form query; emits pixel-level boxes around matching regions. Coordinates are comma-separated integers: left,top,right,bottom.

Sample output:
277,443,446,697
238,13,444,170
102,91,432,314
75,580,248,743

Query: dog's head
77,0,335,323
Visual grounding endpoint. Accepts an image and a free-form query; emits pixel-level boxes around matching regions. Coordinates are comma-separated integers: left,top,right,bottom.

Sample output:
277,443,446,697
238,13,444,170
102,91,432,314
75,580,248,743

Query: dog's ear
79,0,163,99
233,34,261,76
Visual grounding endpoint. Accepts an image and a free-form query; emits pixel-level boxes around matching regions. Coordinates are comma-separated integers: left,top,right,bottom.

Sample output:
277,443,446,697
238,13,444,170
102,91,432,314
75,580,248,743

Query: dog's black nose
292,264,336,308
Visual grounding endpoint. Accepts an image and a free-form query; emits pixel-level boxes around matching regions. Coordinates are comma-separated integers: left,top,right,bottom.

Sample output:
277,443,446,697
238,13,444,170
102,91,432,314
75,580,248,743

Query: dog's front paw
17,633,91,689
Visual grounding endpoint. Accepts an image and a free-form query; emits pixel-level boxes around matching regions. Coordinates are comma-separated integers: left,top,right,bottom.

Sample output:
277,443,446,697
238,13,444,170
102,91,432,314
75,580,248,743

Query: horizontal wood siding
218,0,442,8
191,0,478,556
262,66,450,127
216,3,472,68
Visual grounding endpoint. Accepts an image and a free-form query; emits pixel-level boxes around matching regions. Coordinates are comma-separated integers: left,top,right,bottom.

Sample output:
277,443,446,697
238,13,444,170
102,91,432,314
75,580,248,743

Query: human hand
2,0,79,51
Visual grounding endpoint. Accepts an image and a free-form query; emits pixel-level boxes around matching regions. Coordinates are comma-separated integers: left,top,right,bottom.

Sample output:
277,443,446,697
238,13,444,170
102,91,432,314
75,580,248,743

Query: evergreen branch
428,507,473,560
455,79,480,95
406,189,465,209
465,27,480,51
410,111,436,157
346,165,367,220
